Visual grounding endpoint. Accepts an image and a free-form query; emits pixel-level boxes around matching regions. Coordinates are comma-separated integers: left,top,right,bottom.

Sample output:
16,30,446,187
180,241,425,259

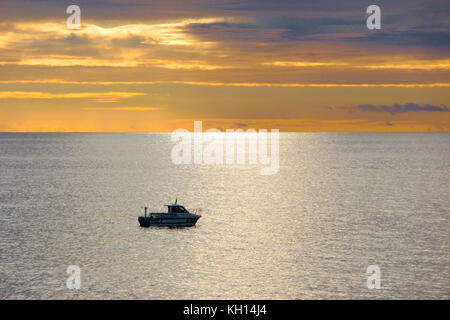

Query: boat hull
138,216,200,228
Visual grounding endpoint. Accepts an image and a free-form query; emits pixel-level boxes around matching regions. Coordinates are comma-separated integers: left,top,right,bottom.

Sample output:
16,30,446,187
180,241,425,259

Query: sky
0,0,449,132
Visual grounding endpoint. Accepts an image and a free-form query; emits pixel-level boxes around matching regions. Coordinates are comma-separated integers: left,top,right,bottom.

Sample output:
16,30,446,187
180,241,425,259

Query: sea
0,132,448,299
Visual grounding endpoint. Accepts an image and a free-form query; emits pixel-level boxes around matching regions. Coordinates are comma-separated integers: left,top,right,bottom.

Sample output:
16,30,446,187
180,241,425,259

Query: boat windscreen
171,206,188,213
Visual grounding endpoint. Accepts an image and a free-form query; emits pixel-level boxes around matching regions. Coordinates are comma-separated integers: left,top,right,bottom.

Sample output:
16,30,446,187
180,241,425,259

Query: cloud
0,91,146,102
348,103,450,114
2,58,228,69
350,30,450,50
84,107,161,111
0,8,449,86
1,80,449,88
264,60,450,70
263,61,347,67
167,117,445,132
0,19,229,68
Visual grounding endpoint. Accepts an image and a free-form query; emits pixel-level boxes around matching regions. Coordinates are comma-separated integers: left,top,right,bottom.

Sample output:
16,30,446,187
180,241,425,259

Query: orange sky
0,0,449,132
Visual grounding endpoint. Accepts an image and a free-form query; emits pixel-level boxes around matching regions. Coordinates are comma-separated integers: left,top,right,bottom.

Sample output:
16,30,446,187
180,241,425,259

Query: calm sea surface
0,133,448,299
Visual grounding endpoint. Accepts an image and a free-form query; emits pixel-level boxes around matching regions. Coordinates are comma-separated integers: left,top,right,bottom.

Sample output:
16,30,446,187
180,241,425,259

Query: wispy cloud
347,103,450,114
358,61,450,70
1,80,449,88
263,61,347,67
0,91,146,102
84,107,161,111
264,60,450,70
1,58,229,69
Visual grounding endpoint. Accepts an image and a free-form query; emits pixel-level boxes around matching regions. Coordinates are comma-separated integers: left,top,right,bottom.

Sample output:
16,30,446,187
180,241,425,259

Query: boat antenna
175,198,177,204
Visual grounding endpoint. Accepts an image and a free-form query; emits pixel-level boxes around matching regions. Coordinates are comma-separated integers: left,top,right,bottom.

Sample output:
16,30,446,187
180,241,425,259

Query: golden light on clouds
0,91,146,102
3,58,227,69
264,60,450,70
0,3,448,132
84,107,161,111
358,61,450,70
0,18,229,46
10,58,141,67
264,61,348,67
1,80,448,88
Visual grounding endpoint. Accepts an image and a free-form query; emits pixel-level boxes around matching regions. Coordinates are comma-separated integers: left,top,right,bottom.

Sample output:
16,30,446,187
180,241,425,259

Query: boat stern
138,216,151,227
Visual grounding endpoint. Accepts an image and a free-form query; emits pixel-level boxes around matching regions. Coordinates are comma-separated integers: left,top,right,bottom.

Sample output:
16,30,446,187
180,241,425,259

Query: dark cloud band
349,103,449,113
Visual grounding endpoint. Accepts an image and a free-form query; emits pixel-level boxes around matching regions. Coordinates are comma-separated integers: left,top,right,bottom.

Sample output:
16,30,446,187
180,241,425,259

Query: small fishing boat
138,200,201,228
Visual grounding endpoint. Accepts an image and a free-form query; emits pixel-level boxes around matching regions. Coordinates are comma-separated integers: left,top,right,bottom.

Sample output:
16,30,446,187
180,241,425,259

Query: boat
138,201,201,228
